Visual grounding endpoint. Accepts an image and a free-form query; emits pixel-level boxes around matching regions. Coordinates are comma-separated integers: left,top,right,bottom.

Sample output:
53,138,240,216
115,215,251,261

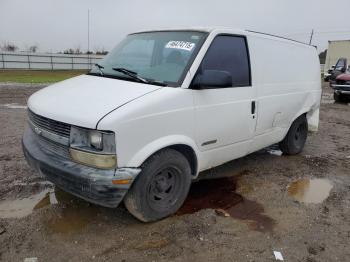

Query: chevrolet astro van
23,28,321,221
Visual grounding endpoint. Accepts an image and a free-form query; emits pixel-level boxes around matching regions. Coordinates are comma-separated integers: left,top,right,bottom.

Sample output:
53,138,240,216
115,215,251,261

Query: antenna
309,29,314,45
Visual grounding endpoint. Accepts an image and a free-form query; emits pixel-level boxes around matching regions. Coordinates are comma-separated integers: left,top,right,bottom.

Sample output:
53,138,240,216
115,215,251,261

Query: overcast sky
1,0,350,54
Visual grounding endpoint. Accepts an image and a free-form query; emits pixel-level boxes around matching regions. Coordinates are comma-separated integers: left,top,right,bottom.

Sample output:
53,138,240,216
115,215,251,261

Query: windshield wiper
112,67,167,86
112,67,148,83
94,63,105,76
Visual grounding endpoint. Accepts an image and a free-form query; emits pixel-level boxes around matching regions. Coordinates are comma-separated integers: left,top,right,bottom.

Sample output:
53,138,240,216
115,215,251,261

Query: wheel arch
127,135,199,177
291,107,318,134
290,91,320,133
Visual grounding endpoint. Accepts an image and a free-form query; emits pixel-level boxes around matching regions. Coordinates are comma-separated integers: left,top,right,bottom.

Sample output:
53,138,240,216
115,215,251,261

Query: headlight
70,126,117,169
89,131,103,150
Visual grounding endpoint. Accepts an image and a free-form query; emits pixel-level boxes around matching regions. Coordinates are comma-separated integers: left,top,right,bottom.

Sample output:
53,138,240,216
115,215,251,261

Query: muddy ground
0,82,349,262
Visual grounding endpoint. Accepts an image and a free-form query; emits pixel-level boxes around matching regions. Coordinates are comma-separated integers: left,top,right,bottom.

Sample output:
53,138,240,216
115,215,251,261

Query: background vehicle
23,28,321,222
329,58,348,83
332,72,350,102
324,65,335,82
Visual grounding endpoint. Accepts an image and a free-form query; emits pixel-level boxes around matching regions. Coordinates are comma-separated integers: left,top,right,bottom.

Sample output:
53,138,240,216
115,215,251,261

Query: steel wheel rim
147,166,182,211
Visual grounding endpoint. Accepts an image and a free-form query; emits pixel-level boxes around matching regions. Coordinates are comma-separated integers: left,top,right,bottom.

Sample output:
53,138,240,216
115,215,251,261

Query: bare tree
29,45,38,53
63,48,75,54
94,47,108,55
62,44,83,54
96,50,108,55
74,47,82,54
1,42,18,52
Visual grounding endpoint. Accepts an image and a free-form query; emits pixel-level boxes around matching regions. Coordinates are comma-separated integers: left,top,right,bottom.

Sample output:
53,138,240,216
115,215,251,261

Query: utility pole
309,29,314,45
87,9,90,69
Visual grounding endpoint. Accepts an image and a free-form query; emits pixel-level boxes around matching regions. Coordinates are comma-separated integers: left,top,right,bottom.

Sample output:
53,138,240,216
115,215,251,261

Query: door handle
251,101,256,115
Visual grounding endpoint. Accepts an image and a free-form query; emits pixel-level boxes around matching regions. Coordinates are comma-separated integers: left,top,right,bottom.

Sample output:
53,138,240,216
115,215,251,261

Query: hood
28,75,161,129
336,73,350,81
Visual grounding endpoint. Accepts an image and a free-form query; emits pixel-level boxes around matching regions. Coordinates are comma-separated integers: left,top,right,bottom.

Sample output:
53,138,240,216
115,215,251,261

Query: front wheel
279,115,308,155
334,92,348,103
124,149,192,222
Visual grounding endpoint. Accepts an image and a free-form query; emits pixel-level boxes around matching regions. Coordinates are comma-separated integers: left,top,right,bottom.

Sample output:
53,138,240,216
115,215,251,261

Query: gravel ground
0,82,349,262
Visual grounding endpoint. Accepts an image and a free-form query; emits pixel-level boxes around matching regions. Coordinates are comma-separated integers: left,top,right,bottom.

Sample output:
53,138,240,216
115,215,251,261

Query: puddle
288,178,333,204
37,188,100,234
0,188,100,234
0,189,53,219
0,103,27,109
177,177,275,232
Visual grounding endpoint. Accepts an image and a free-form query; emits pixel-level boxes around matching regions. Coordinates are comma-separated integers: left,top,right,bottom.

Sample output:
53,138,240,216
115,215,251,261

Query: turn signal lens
112,179,132,185
70,148,116,169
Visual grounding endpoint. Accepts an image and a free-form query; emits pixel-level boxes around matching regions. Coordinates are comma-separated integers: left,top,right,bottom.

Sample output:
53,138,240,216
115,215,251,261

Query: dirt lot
0,82,349,262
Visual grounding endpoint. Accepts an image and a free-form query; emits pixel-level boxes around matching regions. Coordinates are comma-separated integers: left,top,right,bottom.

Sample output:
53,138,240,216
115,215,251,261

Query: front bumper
331,84,350,95
22,127,141,208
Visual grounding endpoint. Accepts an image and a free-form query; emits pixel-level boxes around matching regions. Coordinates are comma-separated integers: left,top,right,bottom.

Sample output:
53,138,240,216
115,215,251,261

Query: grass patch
0,70,88,83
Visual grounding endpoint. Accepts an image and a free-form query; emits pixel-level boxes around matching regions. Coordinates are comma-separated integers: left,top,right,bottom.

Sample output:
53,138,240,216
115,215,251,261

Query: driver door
192,35,257,168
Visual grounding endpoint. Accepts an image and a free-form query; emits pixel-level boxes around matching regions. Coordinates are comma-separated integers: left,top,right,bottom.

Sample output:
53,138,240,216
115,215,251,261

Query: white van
23,28,321,221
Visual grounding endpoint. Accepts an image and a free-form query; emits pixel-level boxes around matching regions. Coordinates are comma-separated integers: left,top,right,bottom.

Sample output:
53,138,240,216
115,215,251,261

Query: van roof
132,27,313,47
131,27,239,34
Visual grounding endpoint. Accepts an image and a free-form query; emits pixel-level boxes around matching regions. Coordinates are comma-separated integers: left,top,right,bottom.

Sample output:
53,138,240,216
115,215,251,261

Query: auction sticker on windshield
165,41,195,51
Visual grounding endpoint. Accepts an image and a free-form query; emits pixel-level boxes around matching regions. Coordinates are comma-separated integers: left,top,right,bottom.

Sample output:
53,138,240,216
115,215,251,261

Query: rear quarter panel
247,34,321,138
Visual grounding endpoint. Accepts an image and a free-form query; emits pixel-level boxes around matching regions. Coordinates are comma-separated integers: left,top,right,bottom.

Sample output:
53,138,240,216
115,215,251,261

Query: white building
325,40,350,70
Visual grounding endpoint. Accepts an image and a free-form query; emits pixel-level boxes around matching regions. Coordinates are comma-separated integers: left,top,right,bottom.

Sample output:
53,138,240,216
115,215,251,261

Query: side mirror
193,70,232,89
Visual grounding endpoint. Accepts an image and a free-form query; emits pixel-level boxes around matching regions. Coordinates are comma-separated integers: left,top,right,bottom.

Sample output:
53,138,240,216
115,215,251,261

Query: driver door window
199,35,251,87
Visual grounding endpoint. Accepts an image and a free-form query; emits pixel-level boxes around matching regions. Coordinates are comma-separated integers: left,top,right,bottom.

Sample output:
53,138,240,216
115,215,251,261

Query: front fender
126,135,200,170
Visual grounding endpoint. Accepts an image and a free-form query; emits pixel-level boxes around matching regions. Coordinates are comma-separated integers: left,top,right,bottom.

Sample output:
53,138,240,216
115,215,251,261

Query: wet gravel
0,82,349,262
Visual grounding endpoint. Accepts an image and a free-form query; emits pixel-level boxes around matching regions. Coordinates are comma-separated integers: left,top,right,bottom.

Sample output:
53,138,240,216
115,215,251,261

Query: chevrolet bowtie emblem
34,127,42,135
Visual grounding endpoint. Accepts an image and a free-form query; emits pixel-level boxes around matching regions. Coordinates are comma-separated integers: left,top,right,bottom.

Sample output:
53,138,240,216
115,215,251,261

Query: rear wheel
279,115,308,155
124,149,192,222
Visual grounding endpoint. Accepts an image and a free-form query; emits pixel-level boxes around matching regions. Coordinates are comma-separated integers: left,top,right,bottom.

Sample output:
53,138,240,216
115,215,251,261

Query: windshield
89,31,208,86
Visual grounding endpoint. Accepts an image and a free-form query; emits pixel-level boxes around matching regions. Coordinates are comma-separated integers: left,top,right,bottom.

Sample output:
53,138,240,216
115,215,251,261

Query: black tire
279,115,308,155
334,92,349,103
124,149,192,222
334,92,343,103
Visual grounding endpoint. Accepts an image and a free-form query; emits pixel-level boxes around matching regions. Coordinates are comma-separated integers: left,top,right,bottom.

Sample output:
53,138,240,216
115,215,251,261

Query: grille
37,134,70,159
336,79,347,85
28,110,71,138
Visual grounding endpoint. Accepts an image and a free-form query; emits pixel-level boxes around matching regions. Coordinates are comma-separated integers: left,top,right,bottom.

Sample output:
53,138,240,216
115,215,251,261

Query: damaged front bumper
22,127,141,208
